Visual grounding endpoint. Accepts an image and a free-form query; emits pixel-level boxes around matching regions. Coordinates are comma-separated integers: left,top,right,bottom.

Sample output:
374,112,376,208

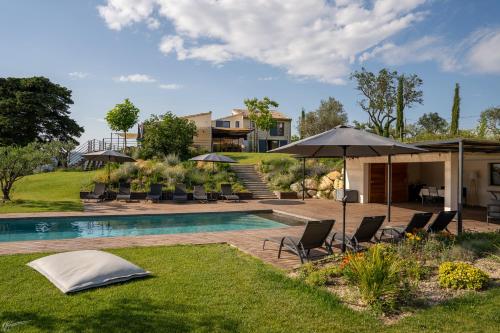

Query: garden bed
292,231,500,322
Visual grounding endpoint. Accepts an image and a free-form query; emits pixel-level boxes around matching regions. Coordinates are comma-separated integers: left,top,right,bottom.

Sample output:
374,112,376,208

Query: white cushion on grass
27,250,150,293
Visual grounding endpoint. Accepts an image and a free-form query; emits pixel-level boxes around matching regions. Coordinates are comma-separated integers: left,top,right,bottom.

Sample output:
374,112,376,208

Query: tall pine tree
450,83,460,135
396,76,404,140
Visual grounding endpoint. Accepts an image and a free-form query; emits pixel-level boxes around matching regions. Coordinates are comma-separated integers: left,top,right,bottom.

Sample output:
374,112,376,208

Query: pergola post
302,157,306,201
387,154,392,222
457,140,464,234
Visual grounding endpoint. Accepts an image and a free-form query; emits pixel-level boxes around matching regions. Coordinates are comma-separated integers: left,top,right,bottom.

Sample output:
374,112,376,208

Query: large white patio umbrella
83,150,136,183
269,125,425,252
189,153,236,172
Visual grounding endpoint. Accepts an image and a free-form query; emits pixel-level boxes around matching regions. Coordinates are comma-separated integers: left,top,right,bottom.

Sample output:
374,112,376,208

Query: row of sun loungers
263,210,457,263
86,182,240,203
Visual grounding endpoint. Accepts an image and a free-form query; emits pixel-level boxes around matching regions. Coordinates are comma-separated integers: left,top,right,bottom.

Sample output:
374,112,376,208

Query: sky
1,0,499,145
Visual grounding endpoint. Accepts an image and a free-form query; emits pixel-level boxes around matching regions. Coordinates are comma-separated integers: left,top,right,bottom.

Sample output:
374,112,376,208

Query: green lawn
0,171,96,214
0,245,498,333
220,152,293,164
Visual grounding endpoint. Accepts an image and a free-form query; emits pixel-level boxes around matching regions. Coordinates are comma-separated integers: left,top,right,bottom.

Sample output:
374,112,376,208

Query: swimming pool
0,212,293,242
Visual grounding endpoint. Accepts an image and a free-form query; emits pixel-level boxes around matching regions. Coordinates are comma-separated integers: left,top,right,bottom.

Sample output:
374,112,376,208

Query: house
345,139,500,212
184,109,292,152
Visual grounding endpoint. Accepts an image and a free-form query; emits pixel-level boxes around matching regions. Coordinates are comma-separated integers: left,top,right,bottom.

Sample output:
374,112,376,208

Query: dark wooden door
369,163,408,203
369,163,386,203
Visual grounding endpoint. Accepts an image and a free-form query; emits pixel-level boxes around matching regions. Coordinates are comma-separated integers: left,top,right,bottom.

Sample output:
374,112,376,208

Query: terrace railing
68,136,139,167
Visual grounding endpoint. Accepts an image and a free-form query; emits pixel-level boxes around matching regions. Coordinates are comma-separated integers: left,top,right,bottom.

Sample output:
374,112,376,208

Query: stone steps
231,164,277,199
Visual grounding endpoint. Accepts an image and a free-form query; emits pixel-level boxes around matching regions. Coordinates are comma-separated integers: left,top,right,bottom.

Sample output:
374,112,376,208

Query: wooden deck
0,199,498,270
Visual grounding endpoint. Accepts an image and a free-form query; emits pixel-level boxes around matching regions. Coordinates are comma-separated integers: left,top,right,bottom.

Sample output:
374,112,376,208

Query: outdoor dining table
419,188,444,204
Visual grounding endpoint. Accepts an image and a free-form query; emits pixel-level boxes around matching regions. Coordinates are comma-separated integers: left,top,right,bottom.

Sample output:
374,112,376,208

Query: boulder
333,179,344,190
304,178,318,190
290,182,303,192
329,190,337,200
318,176,334,191
307,189,317,197
317,190,330,199
326,170,341,181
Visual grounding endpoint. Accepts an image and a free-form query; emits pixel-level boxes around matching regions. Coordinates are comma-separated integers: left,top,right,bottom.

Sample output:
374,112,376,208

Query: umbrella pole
387,154,392,222
302,158,305,201
342,146,347,253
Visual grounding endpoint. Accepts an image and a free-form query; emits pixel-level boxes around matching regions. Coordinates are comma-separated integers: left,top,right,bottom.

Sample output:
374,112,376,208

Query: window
215,120,230,128
235,121,240,128
270,122,285,136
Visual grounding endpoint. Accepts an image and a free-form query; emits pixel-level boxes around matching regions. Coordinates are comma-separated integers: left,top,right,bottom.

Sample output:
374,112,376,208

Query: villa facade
184,109,292,152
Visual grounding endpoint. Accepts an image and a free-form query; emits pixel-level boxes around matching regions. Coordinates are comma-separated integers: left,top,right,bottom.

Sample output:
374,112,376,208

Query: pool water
0,212,290,242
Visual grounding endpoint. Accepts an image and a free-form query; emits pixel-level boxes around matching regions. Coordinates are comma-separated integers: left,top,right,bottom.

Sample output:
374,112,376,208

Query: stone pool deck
1,199,498,270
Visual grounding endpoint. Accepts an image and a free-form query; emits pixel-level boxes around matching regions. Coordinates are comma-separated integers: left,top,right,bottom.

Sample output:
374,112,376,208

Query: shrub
299,264,342,286
270,173,296,191
342,245,403,312
438,262,489,290
164,153,180,166
456,232,500,257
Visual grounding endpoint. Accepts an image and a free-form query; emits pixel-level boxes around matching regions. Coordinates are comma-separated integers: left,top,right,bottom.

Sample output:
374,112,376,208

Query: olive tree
244,97,279,152
0,143,55,201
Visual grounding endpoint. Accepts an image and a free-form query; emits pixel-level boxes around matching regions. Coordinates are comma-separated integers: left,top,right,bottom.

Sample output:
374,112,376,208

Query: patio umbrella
83,150,136,183
189,153,236,172
269,125,425,252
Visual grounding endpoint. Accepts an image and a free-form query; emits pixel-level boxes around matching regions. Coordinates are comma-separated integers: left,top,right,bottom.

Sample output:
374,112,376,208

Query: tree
396,76,404,139
0,77,83,146
244,97,279,152
299,108,306,139
477,107,500,139
351,68,423,137
450,83,460,135
0,142,55,201
298,97,348,137
417,112,449,134
140,112,197,159
105,99,140,150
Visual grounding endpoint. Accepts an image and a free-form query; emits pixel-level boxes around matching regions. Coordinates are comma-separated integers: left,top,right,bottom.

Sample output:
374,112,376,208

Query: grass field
0,171,96,214
0,245,498,333
219,152,293,164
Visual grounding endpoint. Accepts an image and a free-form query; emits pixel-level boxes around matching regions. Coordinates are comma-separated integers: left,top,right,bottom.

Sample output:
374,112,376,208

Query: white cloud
466,29,500,74
358,27,500,74
98,0,428,84
258,76,277,81
68,71,89,79
115,74,156,83
158,83,183,90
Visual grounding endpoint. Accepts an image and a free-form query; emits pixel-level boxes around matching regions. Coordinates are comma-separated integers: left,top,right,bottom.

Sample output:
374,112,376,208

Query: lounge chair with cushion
220,184,240,202
116,182,131,201
86,183,106,202
146,183,163,202
326,216,386,252
173,183,188,202
263,220,335,263
193,186,208,203
427,210,456,233
379,212,433,242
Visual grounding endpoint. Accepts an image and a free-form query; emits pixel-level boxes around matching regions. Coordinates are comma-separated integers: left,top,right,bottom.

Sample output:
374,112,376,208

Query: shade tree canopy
351,68,423,137
140,112,197,160
298,97,348,138
0,77,83,146
244,97,279,152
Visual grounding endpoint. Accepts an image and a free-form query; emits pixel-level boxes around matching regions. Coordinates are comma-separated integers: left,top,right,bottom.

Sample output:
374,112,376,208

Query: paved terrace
0,200,498,270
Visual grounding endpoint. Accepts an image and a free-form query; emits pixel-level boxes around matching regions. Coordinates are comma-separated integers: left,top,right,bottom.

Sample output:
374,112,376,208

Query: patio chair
86,183,106,202
262,220,335,264
146,183,163,203
173,183,188,203
193,186,208,203
326,216,386,252
487,201,500,224
427,210,457,233
378,212,433,242
116,182,131,201
220,184,240,202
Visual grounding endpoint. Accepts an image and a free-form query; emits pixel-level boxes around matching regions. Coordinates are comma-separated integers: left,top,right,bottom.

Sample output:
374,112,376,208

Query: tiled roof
232,109,291,120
